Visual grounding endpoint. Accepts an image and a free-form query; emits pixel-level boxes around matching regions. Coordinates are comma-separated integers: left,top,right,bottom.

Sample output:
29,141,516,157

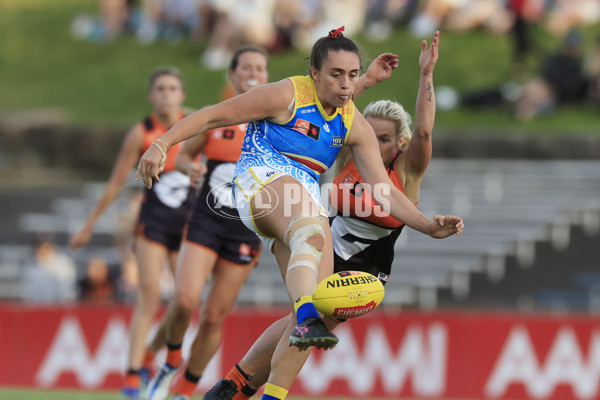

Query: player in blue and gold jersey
138,28,463,400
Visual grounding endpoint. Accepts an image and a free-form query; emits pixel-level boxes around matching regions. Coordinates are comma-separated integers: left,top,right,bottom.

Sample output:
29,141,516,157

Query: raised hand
365,53,399,84
419,31,439,75
428,214,464,239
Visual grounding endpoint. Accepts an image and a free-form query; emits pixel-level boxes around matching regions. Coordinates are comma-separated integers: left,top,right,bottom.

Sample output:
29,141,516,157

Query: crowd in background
70,0,600,118
71,0,600,64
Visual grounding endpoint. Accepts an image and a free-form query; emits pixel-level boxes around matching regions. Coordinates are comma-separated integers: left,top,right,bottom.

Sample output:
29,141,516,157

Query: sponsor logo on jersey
323,123,330,132
293,119,320,141
307,123,320,140
331,136,343,147
293,119,310,135
300,108,316,114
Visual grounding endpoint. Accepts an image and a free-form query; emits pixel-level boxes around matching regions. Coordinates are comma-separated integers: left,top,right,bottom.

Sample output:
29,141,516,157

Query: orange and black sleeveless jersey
330,151,408,229
195,123,248,219
136,114,195,249
330,151,414,283
140,113,186,173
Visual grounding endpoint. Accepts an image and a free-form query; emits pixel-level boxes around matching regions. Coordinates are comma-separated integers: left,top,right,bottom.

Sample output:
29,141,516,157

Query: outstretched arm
137,79,295,188
70,124,143,250
404,31,439,178
347,113,463,238
353,53,399,100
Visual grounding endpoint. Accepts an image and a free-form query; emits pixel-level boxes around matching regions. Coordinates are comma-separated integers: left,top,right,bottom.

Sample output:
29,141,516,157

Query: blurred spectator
21,234,77,303
199,0,369,68
409,0,514,37
135,0,210,45
291,0,367,53
583,34,600,107
200,0,278,69
71,0,134,42
364,0,419,42
508,0,545,66
79,255,116,304
516,29,589,120
545,0,600,37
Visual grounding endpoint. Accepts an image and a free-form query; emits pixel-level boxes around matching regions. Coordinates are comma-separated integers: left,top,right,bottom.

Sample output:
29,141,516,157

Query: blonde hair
363,100,412,151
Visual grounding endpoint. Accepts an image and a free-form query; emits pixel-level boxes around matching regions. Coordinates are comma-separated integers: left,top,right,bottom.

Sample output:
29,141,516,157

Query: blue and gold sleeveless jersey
234,75,355,181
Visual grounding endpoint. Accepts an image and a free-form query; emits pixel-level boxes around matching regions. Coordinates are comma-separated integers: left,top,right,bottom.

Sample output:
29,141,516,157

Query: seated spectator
409,0,514,37
200,0,278,69
21,234,77,303
135,0,210,45
515,30,589,120
545,0,600,37
79,255,116,304
71,0,133,42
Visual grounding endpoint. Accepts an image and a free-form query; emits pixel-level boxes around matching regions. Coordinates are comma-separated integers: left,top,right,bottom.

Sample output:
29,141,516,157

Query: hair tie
329,26,345,39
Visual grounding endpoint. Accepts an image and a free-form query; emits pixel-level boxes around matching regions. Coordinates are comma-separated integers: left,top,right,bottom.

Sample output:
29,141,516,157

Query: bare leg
164,242,217,347
127,237,170,371
186,258,255,376
249,177,335,390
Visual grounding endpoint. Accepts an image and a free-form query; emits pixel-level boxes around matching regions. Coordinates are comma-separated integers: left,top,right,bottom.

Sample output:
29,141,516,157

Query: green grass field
1,0,600,136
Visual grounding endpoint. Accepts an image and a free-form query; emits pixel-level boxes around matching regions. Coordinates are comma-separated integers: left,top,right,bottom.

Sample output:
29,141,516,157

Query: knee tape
284,215,324,278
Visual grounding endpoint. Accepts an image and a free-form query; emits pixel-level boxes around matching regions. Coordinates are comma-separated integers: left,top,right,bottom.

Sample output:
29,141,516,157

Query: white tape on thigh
284,215,324,278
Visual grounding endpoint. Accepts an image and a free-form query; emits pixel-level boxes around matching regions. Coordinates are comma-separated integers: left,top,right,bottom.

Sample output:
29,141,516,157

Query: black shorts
185,206,261,265
136,221,184,252
135,186,194,252
332,228,404,286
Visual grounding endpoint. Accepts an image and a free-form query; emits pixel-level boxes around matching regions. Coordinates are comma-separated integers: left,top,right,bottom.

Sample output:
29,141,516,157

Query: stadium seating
1,159,599,311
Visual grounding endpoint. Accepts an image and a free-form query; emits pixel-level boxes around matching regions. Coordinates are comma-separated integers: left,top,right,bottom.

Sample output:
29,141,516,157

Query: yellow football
313,271,385,319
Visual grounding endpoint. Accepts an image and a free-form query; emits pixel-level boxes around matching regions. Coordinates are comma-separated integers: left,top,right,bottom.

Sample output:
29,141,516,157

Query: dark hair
230,46,269,71
147,66,186,92
309,30,362,72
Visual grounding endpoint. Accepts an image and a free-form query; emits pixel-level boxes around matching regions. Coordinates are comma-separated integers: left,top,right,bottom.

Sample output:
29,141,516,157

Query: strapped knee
284,215,324,278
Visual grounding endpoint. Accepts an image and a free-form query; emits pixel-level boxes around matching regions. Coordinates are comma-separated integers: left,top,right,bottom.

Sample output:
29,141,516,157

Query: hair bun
329,26,345,39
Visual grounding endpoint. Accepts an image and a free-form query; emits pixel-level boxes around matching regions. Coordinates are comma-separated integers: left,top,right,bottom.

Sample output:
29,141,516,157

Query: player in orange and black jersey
328,32,439,287
69,66,193,399
144,47,268,400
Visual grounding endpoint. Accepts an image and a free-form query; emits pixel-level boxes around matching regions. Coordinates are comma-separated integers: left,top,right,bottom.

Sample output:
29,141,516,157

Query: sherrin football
313,271,385,319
